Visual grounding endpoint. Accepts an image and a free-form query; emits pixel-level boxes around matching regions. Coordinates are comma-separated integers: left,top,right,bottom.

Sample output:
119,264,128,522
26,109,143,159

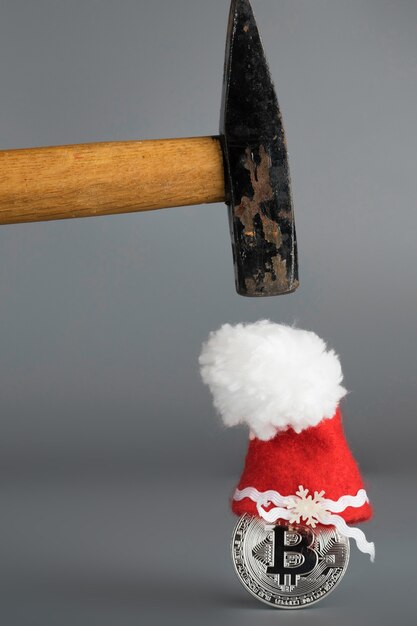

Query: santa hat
199,320,375,560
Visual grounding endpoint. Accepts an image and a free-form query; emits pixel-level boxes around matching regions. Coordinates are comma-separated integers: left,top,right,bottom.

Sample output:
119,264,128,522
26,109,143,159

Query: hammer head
220,0,298,297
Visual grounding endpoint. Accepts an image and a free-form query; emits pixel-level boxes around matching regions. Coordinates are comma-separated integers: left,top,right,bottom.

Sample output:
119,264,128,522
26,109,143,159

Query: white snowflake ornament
285,486,326,528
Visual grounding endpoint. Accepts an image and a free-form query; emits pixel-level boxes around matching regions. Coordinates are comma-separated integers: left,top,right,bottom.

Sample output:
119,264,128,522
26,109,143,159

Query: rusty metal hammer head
220,0,298,297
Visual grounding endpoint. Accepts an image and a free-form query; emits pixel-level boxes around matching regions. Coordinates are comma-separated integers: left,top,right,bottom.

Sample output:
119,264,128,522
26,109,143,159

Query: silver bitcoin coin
231,514,349,609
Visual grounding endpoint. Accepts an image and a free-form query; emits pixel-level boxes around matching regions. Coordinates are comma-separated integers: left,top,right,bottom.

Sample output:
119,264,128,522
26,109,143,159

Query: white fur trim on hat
199,320,346,441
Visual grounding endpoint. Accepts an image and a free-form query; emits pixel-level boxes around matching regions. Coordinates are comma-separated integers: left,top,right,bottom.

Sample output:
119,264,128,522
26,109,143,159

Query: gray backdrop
0,1,416,624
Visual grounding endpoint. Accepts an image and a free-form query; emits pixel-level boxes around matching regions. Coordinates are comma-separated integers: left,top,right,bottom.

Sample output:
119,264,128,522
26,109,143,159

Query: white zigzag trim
234,485,375,562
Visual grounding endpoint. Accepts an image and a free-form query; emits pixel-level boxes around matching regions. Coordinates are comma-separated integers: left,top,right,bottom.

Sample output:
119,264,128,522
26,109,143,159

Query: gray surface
0,471,413,626
0,0,416,623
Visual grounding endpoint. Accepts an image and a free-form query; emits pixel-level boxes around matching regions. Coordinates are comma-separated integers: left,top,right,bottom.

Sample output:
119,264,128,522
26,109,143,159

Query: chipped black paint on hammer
220,0,298,297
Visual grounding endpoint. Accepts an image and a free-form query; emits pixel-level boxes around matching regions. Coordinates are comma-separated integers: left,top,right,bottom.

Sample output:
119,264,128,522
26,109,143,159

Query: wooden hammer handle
0,137,225,225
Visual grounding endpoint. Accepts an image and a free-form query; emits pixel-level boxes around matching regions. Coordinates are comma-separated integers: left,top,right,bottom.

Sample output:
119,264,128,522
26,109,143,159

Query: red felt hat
232,407,372,524
200,321,374,560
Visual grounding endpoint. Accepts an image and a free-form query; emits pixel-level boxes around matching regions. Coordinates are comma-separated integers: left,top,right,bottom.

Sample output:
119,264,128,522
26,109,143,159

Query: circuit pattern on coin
231,514,350,609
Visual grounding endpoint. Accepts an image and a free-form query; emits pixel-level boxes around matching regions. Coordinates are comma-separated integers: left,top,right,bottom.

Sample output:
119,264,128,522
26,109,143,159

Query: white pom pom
199,320,346,441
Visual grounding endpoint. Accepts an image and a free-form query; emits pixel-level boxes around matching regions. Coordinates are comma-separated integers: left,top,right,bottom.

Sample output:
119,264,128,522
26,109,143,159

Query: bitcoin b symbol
266,525,318,586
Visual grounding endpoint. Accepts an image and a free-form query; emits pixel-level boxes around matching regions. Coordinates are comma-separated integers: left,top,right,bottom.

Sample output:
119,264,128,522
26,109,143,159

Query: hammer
0,0,298,297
